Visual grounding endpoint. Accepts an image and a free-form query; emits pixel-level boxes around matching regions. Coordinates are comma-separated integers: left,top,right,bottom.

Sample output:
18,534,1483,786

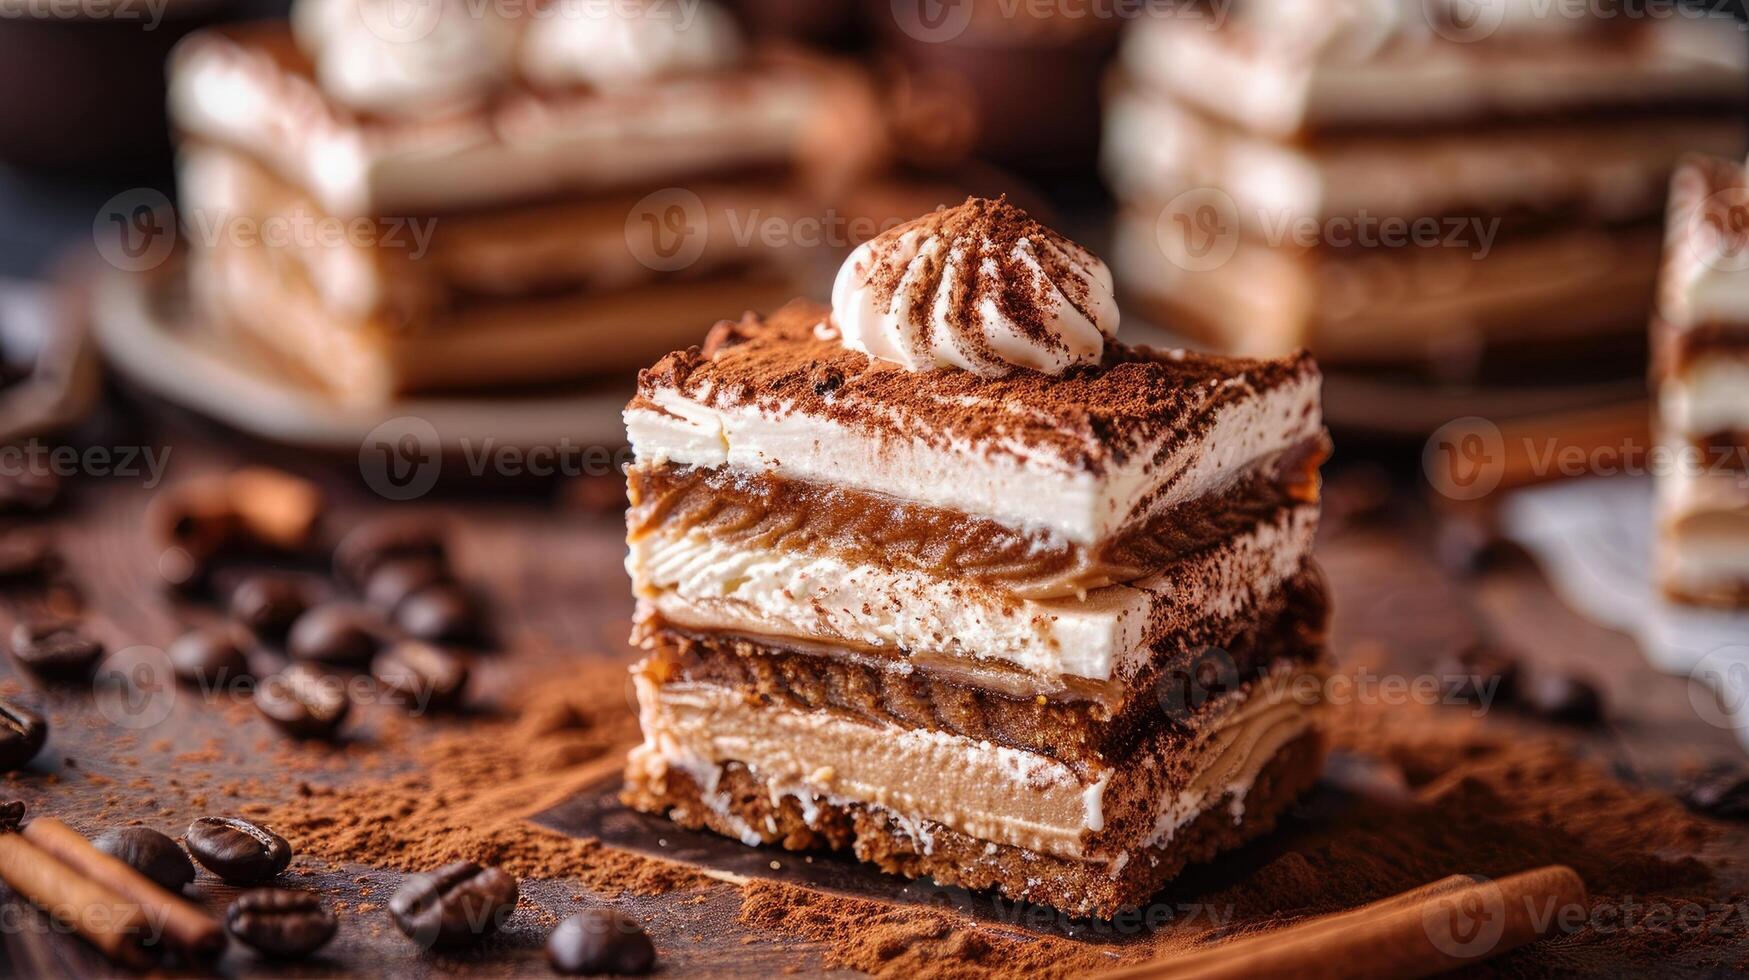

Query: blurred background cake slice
167,0,839,403
1105,0,1748,385
1654,154,1749,606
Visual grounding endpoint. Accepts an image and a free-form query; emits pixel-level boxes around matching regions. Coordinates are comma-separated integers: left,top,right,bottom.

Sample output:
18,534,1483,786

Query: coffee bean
335,519,447,588
547,908,656,976
185,817,292,884
388,861,518,948
10,621,103,678
92,827,195,893
1436,643,1519,704
0,699,46,770
396,586,481,645
364,558,448,613
256,664,351,738
226,889,337,959
287,605,377,665
1678,767,1749,820
168,628,250,687
372,642,468,710
230,576,309,638
0,800,23,832
1523,672,1604,726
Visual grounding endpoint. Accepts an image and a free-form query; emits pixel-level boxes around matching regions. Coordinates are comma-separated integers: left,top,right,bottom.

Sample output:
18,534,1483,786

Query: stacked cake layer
1654,156,1749,606
1104,2,1747,379
168,1,829,402
621,200,1331,917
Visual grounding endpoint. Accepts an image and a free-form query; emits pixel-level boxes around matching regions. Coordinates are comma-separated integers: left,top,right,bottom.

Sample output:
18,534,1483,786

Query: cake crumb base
622,730,1325,919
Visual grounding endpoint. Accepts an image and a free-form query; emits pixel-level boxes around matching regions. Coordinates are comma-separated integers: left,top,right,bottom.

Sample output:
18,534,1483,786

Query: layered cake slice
621,199,1331,917
1654,156,1749,606
167,0,834,402
1103,1,1747,379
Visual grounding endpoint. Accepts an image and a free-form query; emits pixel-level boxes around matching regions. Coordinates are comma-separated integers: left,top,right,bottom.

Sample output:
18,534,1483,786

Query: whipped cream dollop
829,198,1120,377
291,0,743,116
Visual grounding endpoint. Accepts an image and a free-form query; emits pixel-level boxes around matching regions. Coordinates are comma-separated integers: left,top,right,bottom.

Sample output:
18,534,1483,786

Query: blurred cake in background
168,0,839,403
1105,0,1748,384
1654,155,1749,607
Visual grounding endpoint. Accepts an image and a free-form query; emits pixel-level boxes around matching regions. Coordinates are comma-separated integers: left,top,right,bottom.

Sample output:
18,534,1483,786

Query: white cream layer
625,368,1321,547
1122,13,1747,138
169,33,818,217
1104,91,1743,226
1662,357,1749,437
629,669,1318,863
628,505,1316,685
1658,459,1749,593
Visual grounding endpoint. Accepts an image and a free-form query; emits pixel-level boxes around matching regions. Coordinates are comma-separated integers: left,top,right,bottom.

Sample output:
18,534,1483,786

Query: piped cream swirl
829,198,1120,377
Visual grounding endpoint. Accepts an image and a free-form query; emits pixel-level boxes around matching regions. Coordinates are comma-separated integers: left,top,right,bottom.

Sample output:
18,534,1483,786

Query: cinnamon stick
1098,865,1588,980
0,825,158,969
23,817,225,962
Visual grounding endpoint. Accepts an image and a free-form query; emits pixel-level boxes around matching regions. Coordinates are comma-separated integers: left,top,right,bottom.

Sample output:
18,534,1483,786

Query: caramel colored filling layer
627,437,1327,600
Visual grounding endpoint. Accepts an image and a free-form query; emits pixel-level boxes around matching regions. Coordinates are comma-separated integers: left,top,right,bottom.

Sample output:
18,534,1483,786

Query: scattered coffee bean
225,889,337,959
230,576,309,638
547,908,656,976
388,860,518,948
168,628,250,687
1436,643,1520,704
9,621,103,678
185,817,292,884
1678,767,1749,821
0,532,52,581
335,519,447,588
92,827,195,893
0,800,23,831
287,605,377,665
1522,672,1604,726
396,586,481,645
372,642,468,710
256,664,351,738
364,557,448,613
0,699,46,770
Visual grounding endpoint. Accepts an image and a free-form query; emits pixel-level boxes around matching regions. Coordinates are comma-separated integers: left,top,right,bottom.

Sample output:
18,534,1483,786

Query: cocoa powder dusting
260,659,708,898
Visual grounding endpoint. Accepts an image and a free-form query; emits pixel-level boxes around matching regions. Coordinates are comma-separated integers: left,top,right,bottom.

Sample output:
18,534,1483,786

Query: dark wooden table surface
0,386,1743,978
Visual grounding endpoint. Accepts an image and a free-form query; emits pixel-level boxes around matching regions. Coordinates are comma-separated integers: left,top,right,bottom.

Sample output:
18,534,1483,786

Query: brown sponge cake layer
621,729,1325,919
639,567,1329,772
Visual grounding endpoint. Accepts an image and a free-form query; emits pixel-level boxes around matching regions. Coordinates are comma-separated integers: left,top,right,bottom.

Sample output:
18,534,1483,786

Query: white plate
88,261,632,452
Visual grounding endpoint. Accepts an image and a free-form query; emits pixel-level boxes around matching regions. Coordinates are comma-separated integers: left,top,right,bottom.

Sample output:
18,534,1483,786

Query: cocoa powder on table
259,659,707,898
